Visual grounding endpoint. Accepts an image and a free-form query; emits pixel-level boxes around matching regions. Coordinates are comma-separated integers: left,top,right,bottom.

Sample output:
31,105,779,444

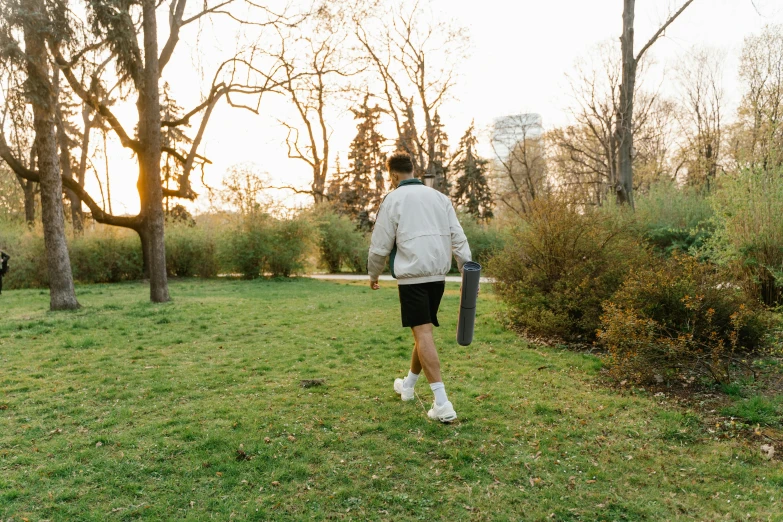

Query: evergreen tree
396,102,420,176
430,110,450,194
160,83,192,214
334,94,386,230
452,122,493,221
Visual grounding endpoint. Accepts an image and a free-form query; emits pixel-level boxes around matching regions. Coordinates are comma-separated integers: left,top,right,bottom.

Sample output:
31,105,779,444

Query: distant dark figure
0,251,9,295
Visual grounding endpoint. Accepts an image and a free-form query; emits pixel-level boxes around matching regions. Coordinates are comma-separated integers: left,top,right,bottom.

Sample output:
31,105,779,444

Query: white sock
403,370,419,389
430,382,448,406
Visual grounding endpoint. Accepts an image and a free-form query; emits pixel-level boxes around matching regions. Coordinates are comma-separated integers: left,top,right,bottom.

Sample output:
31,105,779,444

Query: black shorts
398,281,446,328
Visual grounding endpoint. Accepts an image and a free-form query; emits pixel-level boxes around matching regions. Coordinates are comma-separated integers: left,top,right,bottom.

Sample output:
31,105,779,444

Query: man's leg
412,323,455,421
410,333,422,375
411,324,441,383
400,334,422,391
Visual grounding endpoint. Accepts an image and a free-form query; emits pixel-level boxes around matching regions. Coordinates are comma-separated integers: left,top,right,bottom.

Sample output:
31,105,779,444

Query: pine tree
396,102,419,175
336,94,387,230
452,122,493,221
430,110,450,194
160,83,192,214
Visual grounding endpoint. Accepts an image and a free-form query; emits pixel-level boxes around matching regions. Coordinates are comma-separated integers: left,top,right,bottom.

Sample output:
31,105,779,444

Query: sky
89,0,783,215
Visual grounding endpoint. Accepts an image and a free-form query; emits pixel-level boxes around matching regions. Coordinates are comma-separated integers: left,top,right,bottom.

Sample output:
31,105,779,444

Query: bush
0,221,48,289
710,168,783,306
489,196,646,341
454,213,505,273
602,182,714,255
311,205,369,273
266,217,313,277
598,254,770,385
220,213,313,278
69,228,143,283
165,222,219,278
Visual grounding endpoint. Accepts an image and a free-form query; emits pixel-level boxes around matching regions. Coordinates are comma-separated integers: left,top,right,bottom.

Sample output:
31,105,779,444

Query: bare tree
490,115,547,216
673,47,725,190
730,24,783,171
548,42,669,206
275,4,357,203
616,0,696,207
356,0,468,191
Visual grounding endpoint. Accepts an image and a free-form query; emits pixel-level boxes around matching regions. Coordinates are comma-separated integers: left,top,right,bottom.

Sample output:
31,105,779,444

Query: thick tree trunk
138,0,169,303
24,0,79,310
617,0,636,208
54,69,83,234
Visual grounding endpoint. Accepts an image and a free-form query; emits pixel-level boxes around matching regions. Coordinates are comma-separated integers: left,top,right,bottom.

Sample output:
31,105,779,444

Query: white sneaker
428,401,457,423
393,378,415,401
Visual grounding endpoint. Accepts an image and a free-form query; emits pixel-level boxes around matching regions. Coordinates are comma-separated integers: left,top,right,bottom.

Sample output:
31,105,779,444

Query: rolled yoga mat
457,261,481,346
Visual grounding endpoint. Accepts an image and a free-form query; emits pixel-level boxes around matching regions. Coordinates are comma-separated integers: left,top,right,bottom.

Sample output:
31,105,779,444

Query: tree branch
1,132,139,228
50,45,141,152
636,0,696,62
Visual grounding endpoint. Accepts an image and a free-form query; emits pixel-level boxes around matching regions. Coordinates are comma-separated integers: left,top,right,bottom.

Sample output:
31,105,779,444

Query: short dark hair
386,151,414,174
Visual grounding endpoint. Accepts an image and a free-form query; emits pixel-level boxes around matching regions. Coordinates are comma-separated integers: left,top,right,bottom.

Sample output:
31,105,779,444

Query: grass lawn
1,278,781,520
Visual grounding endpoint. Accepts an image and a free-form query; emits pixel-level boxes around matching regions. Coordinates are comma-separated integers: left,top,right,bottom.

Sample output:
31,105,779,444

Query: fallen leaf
271,481,280,487
216,472,223,477
264,437,271,444
95,442,103,448
586,479,596,484
288,435,296,442
475,393,491,401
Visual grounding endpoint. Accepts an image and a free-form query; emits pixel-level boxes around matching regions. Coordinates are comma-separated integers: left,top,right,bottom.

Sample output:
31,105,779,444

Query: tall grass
710,169,783,306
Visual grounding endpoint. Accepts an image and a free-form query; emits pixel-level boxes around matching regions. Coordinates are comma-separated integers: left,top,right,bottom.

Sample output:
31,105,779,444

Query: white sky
92,0,783,214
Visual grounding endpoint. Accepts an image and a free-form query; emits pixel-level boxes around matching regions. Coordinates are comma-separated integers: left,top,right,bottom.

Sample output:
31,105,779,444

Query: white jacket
368,179,471,285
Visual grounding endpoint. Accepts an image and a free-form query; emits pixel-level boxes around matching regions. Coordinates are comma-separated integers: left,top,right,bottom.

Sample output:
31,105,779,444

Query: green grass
0,278,780,520
723,395,783,427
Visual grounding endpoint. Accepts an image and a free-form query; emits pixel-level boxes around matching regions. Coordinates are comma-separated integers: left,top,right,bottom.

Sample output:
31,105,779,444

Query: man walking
368,151,471,423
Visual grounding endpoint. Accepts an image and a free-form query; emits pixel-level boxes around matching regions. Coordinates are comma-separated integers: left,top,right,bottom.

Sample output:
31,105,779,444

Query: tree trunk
617,0,636,208
138,0,169,303
138,226,151,279
18,176,37,225
312,162,326,204
24,0,80,310
54,69,83,234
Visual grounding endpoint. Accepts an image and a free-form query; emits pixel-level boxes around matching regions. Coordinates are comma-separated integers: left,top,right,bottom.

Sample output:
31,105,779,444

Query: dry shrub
598,255,770,385
489,196,646,341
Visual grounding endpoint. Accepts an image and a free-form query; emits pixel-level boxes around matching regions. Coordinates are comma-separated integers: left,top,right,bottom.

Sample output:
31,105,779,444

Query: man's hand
370,280,380,290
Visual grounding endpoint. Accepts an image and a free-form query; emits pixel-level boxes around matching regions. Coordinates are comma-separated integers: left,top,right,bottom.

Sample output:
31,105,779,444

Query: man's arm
367,200,396,287
447,205,472,272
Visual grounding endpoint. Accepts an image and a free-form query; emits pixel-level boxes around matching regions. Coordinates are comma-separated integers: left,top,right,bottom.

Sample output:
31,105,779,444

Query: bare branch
636,0,697,62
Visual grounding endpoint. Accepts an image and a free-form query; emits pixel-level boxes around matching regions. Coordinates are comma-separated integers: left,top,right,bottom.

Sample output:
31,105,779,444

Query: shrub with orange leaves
598,254,770,385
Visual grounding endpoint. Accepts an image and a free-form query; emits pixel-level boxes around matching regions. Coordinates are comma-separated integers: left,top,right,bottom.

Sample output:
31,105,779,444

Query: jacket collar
397,178,424,188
